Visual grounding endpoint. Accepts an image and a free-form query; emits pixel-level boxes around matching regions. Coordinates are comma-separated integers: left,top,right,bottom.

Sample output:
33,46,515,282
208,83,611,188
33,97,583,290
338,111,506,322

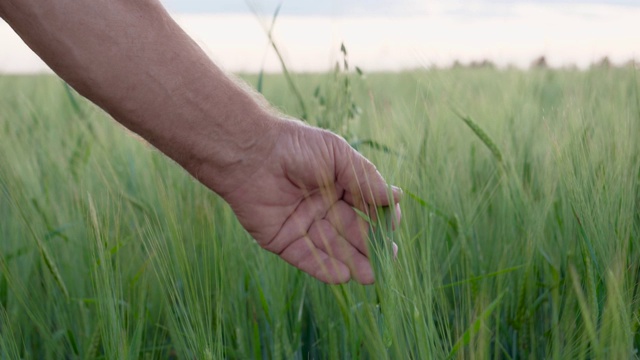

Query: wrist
183,105,283,197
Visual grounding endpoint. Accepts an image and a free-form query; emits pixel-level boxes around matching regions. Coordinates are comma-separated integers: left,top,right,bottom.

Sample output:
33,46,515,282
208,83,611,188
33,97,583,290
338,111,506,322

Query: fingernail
392,185,403,199
394,203,402,226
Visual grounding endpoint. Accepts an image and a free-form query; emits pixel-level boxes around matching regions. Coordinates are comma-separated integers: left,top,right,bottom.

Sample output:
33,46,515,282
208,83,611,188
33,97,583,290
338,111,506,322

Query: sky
1,0,639,73
160,0,640,15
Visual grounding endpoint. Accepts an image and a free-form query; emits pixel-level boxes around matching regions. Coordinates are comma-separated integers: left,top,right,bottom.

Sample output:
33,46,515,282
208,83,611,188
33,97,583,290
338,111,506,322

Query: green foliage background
1,66,639,358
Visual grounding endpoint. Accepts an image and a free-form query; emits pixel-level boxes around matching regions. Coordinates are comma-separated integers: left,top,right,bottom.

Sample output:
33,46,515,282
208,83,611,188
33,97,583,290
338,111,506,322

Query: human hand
218,118,402,284
0,0,401,284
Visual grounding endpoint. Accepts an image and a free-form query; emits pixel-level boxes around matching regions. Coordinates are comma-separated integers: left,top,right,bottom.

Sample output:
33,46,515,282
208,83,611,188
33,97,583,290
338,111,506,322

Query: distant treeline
448,56,639,70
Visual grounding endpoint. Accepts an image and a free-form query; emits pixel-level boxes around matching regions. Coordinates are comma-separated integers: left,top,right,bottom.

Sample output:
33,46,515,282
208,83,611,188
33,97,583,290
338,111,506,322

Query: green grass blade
447,292,505,359
452,109,503,163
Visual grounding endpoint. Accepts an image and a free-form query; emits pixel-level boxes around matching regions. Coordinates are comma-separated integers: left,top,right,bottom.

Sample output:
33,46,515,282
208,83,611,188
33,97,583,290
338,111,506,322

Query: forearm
0,0,279,194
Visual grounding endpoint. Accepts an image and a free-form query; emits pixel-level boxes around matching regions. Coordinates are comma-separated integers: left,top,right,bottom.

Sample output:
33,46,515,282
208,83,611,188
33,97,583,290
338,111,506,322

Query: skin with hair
0,0,401,284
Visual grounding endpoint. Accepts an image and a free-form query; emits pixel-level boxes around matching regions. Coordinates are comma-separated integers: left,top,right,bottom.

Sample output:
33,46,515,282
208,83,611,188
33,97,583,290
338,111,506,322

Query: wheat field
1,65,639,359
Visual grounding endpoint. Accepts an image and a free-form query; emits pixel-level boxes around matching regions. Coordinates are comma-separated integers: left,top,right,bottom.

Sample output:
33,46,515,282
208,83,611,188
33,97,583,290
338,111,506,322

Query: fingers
278,237,351,284
393,202,402,230
261,188,340,253
325,200,370,256
269,130,404,284
308,219,375,284
275,206,376,284
333,137,402,208
272,198,396,284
